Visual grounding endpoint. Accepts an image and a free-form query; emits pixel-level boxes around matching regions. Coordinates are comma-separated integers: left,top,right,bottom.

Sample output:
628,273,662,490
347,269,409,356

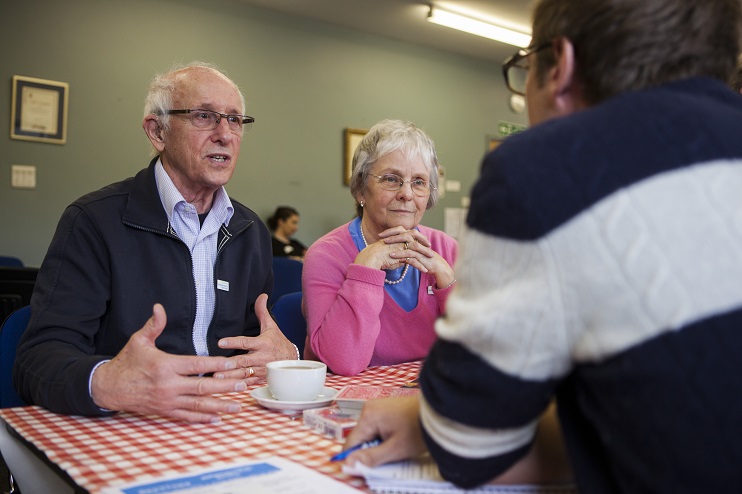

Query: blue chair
271,257,303,305
0,256,22,267
0,304,30,493
0,305,30,409
271,292,307,357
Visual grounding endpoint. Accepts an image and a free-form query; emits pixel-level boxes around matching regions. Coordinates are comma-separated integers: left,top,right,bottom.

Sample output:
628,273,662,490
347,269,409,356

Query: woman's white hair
349,119,440,217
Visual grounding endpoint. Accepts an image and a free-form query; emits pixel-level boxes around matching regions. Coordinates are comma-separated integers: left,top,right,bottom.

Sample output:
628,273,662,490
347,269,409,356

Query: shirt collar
154,158,234,227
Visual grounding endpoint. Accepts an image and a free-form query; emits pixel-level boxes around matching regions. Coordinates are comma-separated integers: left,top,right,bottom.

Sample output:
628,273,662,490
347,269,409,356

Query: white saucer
250,386,338,414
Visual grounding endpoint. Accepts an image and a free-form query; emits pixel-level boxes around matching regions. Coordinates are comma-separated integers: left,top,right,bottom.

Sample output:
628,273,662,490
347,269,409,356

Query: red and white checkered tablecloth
0,360,422,494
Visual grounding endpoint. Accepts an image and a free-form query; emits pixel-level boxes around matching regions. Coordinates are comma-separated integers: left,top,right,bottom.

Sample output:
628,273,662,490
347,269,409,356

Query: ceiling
235,0,535,63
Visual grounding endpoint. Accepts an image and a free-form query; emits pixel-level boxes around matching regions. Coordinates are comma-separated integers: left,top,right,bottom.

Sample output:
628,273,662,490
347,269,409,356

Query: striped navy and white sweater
419,77,742,493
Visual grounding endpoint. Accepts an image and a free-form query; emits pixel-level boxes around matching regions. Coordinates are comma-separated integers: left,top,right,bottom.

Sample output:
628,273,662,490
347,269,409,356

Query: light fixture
427,5,531,48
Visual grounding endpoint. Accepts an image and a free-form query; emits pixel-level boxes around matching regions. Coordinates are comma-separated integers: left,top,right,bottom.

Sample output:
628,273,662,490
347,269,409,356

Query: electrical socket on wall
11,164,36,189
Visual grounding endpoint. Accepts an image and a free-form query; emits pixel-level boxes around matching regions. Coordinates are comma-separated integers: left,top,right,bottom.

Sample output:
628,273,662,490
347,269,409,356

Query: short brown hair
531,0,742,105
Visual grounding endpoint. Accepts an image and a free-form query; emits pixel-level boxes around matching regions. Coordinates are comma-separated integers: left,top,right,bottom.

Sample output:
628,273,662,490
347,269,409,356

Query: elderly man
342,0,742,492
13,62,298,423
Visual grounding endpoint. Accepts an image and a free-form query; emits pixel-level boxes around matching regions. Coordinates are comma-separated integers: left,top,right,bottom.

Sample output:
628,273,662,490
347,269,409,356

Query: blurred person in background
268,206,307,260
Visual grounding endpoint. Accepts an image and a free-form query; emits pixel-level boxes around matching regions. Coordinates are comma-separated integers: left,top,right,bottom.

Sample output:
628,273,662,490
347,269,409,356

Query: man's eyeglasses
164,109,255,133
371,173,436,197
502,42,551,96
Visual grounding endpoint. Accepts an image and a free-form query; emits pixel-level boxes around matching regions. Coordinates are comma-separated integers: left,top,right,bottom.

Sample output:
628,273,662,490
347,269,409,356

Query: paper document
103,456,363,494
343,457,577,494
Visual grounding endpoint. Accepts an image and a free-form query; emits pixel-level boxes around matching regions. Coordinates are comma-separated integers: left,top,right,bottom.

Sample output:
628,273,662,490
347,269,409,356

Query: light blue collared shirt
155,160,234,355
88,161,235,403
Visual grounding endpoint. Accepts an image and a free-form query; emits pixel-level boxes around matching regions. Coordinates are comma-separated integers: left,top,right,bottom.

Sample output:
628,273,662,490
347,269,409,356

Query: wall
0,0,527,267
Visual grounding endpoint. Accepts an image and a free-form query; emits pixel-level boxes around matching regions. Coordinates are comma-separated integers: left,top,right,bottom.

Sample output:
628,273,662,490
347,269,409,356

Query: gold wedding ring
247,366,254,377
404,242,409,250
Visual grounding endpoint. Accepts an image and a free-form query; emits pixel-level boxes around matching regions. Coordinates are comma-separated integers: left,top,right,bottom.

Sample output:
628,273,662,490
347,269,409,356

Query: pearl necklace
360,224,409,285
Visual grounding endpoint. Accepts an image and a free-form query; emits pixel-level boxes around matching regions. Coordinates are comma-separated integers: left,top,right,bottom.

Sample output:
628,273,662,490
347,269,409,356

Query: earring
360,201,364,207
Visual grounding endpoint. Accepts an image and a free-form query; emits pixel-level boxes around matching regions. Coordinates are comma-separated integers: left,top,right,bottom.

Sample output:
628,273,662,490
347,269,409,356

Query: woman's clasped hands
358,226,455,290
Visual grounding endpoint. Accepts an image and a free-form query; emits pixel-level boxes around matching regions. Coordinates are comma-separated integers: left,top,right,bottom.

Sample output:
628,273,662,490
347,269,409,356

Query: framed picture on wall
10,75,69,145
344,128,367,185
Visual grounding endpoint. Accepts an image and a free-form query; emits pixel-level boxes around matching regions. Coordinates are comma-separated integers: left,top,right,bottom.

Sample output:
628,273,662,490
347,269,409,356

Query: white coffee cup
266,360,327,402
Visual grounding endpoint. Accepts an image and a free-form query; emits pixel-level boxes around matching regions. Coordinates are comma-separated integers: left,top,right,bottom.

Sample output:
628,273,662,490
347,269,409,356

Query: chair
271,292,307,356
0,267,38,283
0,267,38,326
271,257,303,305
0,305,30,409
0,295,23,331
1,305,46,493
0,257,22,268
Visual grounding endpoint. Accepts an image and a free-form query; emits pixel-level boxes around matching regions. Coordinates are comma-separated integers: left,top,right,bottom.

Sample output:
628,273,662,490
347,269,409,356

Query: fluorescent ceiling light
427,6,531,47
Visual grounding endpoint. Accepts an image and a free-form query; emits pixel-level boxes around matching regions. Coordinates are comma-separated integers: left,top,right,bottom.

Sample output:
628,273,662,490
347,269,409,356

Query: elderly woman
303,119,458,376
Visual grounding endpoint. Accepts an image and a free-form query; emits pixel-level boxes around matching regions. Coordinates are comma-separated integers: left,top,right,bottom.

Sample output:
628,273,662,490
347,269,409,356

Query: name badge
427,286,434,295
217,280,230,292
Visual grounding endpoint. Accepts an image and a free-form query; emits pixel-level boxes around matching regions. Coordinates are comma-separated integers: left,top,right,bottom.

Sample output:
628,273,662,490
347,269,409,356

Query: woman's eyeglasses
371,174,435,197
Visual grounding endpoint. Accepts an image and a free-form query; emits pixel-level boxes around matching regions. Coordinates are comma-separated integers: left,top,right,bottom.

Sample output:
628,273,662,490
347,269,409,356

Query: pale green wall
0,0,527,267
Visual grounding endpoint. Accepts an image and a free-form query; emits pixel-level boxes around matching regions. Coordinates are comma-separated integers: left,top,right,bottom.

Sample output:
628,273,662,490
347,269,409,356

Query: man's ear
549,37,584,114
142,115,166,152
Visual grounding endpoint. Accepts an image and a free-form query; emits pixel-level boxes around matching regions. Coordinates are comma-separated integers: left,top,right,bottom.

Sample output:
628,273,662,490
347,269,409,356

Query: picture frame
10,75,69,145
344,128,367,185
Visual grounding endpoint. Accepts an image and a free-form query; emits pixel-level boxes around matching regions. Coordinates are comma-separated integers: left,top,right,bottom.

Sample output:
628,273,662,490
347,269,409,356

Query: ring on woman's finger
404,242,409,250
247,366,254,377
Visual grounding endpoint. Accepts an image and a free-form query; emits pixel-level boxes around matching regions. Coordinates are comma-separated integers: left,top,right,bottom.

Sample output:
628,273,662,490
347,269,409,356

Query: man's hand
346,397,573,486
215,293,298,380
342,395,427,467
90,304,248,423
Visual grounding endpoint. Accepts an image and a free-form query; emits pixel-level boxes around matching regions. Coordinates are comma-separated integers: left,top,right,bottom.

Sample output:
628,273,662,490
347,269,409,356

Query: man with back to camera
340,0,742,492
12,62,299,422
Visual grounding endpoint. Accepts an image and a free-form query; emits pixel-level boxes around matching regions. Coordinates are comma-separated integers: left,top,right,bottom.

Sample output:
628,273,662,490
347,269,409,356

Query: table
0,360,422,494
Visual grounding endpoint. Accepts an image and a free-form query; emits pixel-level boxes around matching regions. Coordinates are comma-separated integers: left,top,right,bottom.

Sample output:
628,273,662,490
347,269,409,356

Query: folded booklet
342,456,577,494
103,456,363,494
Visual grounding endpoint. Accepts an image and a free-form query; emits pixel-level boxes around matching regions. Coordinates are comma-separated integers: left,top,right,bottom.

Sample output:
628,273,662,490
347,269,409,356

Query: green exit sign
497,121,527,137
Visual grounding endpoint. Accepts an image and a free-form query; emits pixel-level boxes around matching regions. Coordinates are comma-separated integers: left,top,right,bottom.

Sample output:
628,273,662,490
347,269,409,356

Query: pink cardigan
302,222,458,376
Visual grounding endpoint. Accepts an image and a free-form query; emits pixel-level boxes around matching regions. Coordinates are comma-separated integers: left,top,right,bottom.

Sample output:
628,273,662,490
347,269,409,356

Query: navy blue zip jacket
14,158,273,416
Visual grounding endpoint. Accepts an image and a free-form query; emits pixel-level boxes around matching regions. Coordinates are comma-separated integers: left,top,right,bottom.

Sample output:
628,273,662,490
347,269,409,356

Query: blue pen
330,438,382,462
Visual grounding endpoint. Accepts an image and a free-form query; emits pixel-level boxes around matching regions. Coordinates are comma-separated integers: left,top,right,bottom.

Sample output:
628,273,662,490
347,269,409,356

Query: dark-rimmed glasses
371,173,436,197
164,109,254,133
502,42,551,96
